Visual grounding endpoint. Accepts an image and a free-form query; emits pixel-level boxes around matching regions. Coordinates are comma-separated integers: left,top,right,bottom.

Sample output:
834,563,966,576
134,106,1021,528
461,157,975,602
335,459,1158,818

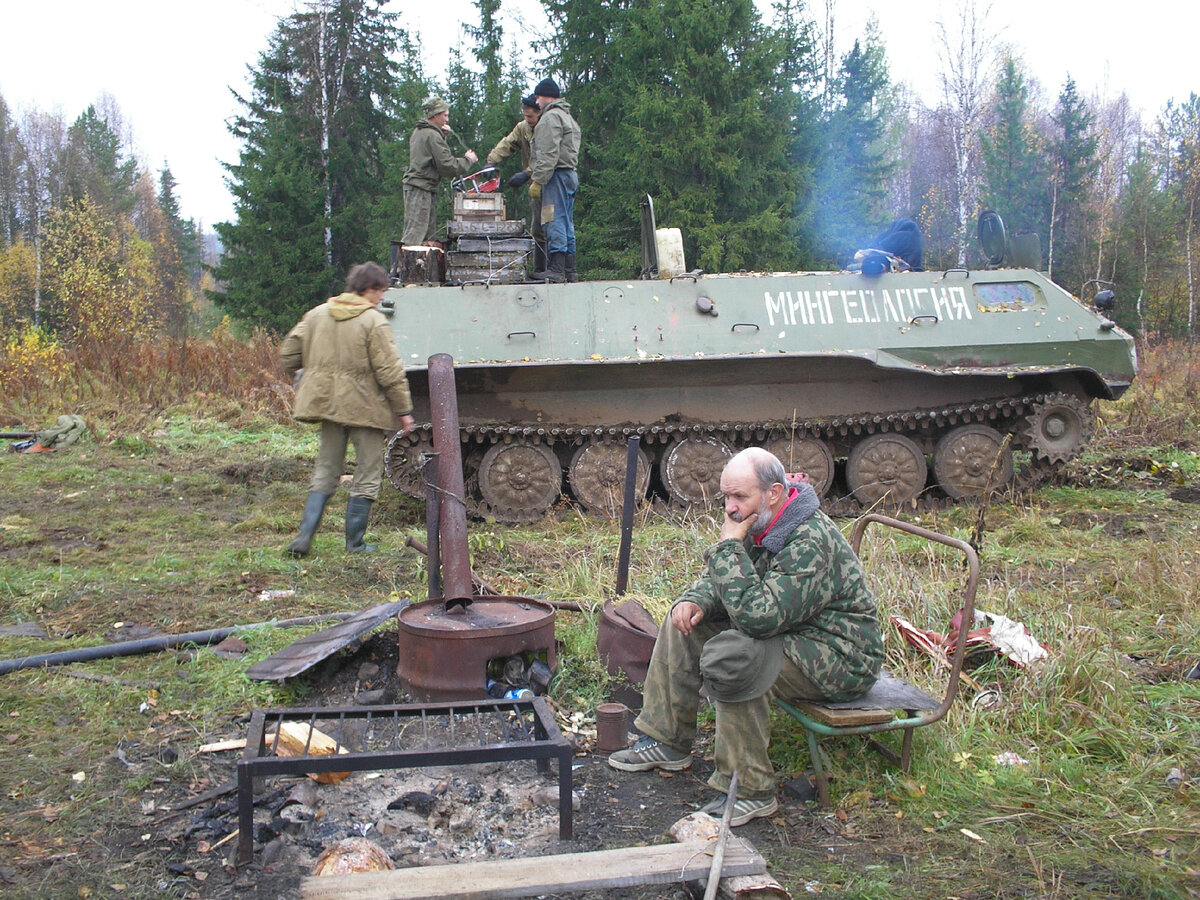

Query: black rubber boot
345,495,376,553
534,252,566,283
565,253,578,282
286,492,329,558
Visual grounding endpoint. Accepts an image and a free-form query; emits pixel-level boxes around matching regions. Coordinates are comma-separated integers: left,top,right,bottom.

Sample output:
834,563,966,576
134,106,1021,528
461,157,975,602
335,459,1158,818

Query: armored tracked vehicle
381,208,1137,521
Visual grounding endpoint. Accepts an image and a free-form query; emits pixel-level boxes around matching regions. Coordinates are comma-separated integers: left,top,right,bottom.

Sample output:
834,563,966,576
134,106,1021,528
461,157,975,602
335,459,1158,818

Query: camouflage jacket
679,487,883,701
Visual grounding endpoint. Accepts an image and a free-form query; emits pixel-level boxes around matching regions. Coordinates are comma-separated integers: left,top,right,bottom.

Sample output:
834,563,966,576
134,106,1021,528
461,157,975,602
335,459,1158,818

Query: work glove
507,170,530,189
529,181,542,202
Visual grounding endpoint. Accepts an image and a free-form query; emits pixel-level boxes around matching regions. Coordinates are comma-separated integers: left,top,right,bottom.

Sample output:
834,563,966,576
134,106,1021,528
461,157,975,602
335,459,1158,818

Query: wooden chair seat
791,670,939,727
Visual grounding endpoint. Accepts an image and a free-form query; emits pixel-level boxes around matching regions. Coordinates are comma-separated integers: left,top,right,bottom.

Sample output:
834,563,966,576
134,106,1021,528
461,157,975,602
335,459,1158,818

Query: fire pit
236,697,573,866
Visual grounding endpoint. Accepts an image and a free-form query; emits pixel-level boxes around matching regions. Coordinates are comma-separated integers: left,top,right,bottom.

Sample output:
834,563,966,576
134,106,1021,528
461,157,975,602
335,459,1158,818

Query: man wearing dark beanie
529,77,581,283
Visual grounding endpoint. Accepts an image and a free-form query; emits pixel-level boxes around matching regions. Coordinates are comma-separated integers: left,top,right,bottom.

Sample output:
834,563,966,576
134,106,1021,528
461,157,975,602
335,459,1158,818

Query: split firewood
669,812,791,900
267,722,351,784
198,738,247,753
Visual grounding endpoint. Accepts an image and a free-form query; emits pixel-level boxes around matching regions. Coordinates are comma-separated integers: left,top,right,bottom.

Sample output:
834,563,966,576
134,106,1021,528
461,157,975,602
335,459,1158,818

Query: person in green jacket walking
280,262,415,557
608,447,884,825
401,96,478,246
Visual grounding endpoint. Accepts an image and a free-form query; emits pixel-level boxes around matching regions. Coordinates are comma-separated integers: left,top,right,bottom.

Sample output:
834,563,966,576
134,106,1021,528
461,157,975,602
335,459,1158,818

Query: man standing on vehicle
402,96,478,246
487,95,546,273
528,78,580,283
608,447,883,825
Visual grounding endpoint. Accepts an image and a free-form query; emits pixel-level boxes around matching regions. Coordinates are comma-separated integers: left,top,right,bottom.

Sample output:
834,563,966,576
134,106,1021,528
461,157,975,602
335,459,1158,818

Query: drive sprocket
1022,393,1095,464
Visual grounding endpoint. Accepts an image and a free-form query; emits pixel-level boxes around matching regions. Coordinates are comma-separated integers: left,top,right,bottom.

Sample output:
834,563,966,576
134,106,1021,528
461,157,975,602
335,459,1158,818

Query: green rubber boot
285,492,330,558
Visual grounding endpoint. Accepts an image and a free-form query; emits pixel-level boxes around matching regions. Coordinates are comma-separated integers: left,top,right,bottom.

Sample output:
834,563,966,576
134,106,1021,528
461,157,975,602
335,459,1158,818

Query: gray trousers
633,613,824,799
311,421,386,499
402,185,437,245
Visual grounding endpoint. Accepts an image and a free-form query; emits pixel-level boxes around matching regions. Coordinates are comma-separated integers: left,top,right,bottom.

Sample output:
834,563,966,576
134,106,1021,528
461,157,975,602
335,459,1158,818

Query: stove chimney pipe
428,354,473,608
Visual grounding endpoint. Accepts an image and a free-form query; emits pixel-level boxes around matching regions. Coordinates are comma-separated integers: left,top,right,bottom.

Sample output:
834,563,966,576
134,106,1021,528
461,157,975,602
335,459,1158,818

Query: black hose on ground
0,612,355,676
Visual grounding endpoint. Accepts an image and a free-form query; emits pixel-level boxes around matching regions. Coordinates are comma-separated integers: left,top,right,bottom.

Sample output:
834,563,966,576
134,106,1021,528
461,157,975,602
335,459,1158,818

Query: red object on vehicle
452,166,501,194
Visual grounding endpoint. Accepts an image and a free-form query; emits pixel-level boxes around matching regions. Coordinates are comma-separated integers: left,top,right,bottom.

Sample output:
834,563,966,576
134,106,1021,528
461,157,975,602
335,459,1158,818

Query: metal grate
236,698,573,866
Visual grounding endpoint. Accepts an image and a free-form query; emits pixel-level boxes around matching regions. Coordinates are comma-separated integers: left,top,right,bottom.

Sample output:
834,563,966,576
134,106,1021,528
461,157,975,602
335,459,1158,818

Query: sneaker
700,793,779,826
607,736,693,772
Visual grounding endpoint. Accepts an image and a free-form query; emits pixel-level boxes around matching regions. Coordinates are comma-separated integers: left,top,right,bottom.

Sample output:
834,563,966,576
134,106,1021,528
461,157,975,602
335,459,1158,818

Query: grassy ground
0,340,1197,898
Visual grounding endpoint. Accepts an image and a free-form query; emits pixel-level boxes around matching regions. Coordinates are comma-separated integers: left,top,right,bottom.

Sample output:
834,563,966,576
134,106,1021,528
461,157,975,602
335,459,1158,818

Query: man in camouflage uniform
609,447,883,825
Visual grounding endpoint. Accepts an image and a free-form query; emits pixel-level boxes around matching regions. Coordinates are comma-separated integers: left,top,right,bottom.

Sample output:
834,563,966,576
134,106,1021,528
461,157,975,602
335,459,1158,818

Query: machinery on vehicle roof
380,203,1137,522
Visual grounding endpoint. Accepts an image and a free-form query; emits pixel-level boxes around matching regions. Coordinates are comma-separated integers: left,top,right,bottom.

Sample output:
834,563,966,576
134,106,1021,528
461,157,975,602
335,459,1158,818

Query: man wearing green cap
401,96,478,246
609,447,884,825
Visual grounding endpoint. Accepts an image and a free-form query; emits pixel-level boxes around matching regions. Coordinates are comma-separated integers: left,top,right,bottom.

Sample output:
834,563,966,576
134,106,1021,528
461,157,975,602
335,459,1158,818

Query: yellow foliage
43,197,160,347
0,239,37,333
0,326,71,397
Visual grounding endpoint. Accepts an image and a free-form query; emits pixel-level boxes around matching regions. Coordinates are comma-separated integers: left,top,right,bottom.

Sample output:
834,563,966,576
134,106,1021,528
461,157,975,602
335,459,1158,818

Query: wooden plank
198,738,246,754
790,670,940,727
791,703,894,727
299,841,766,900
821,670,940,711
668,813,791,900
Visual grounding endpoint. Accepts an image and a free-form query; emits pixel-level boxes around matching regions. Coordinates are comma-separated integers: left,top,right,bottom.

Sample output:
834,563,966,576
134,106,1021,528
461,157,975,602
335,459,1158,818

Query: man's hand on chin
720,512,755,543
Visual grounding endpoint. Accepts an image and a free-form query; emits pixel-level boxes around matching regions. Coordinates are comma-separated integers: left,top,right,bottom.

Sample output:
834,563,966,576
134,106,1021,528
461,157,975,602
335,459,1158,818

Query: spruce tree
158,167,202,285
211,0,402,332
811,31,894,264
980,57,1049,239
541,0,818,276
1049,77,1098,287
64,105,138,219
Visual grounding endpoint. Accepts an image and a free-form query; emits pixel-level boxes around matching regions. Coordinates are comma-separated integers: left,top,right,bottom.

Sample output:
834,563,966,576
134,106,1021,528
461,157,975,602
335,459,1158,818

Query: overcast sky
0,0,1193,230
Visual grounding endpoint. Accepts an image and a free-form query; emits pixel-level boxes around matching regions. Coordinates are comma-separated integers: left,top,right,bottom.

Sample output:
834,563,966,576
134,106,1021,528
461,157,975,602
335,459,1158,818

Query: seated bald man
609,447,883,825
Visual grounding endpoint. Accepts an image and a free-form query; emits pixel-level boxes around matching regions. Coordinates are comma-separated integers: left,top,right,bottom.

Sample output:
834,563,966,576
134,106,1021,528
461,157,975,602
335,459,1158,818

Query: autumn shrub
1105,336,1200,449
0,318,290,430
0,238,37,333
0,326,74,424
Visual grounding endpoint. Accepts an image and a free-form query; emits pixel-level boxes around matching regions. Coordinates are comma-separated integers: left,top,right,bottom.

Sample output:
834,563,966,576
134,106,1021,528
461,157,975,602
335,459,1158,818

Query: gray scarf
757,483,820,553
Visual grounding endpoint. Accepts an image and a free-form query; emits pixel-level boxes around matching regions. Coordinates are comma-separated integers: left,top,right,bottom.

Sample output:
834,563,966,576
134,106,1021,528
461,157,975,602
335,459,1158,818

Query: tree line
0,94,206,362
1,0,1198,346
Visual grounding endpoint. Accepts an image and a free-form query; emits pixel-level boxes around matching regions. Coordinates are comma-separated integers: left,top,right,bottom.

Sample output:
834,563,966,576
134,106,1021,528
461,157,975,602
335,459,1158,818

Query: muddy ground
142,630,892,900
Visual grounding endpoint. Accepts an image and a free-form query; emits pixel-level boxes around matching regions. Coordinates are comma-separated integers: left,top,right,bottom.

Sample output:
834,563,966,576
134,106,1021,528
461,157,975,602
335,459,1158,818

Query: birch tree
935,0,999,265
16,110,68,328
0,94,20,247
1165,95,1200,338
